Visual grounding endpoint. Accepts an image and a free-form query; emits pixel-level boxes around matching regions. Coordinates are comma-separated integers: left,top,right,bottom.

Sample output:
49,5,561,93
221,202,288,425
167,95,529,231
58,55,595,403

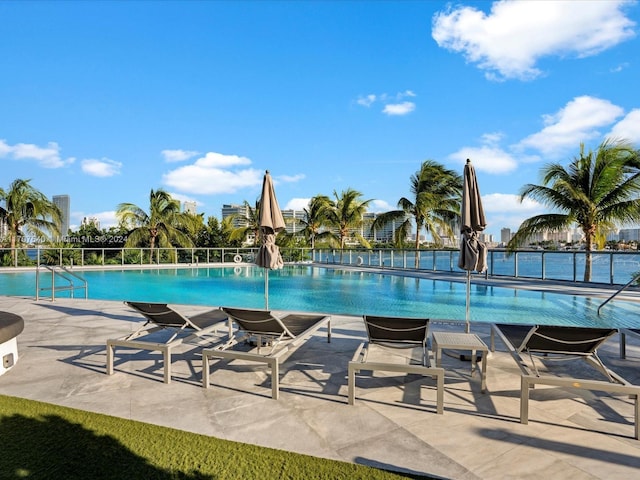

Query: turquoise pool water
1,265,638,328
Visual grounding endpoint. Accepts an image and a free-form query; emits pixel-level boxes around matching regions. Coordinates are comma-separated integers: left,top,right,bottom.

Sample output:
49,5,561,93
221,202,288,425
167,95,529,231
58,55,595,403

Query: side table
432,331,488,392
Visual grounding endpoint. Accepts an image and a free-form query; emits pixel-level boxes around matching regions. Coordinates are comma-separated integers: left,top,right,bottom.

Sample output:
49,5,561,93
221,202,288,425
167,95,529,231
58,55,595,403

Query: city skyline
1,1,639,240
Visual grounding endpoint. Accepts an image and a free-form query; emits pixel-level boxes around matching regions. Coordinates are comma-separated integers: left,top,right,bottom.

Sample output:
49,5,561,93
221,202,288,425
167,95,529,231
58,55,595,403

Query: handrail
36,265,88,301
597,271,640,315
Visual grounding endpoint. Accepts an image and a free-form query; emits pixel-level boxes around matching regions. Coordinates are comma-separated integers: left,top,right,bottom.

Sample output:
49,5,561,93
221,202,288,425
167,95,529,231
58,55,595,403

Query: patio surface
1,295,639,479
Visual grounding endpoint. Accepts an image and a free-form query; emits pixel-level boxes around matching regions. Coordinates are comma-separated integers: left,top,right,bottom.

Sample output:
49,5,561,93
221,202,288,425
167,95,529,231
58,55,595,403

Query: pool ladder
597,271,640,315
36,265,88,301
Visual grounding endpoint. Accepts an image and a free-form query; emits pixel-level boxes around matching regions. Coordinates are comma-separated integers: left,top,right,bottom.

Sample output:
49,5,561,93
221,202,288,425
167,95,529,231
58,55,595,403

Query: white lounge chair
348,315,444,414
202,307,331,399
107,301,230,384
491,323,640,439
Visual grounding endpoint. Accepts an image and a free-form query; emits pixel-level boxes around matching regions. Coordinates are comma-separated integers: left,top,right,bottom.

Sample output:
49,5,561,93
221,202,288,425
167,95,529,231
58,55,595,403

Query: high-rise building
500,228,511,244
183,201,197,215
221,204,250,228
52,194,70,239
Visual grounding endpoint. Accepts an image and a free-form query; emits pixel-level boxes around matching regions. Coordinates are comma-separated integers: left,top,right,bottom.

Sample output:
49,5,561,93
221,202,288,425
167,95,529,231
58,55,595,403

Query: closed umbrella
458,159,487,333
256,171,286,309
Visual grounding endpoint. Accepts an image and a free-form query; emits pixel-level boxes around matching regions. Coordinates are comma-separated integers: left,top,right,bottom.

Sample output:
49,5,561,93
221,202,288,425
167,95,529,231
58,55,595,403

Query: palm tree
372,160,462,267
117,189,197,263
228,200,261,245
298,195,332,249
0,179,62,264
507,139,640,281
324,188,372,254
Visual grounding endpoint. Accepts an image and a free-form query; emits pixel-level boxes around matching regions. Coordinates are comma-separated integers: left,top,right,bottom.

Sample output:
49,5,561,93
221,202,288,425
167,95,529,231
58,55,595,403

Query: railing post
541,251,545,280
609,251,614,284
514,252,519,277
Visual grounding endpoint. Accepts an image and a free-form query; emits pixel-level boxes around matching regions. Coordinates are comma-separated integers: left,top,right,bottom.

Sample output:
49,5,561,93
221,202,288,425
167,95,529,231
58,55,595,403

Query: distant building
52,195,70,239
500,228,511,244
183,201,197,215
619,228,640,242
221,204,250,228
81,217,101,229
281,209,304,234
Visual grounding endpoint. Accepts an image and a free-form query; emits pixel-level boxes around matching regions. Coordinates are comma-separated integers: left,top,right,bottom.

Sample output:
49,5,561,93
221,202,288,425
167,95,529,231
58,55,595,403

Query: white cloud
161,149,200,162
432,1,636,81
81,158,122,177
356,91,418,115
357,94,376,107
482,193,546,232
608,109,640,144
276,174,305,183
369,199,394,213
284,198,311,210
195,151,252,168
163,151,261,194
449,144,518,174
383,102,416,116
0,139,74,168
483,193,542,213
518,96,625,156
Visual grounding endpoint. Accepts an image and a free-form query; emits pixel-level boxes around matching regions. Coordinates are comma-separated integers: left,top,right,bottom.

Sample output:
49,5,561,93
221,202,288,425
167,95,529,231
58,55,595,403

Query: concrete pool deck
1,294,640,479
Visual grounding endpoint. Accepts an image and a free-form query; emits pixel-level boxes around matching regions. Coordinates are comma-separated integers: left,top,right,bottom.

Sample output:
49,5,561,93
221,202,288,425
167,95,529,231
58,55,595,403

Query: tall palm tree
117,189,196,263
507,139,640,281
372,160,462,267
0,179,61,264
324,188,372,254
298,195,332,249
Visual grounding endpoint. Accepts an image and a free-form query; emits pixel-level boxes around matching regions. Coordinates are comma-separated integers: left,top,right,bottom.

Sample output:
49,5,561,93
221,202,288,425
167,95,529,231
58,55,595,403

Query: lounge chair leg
347,363,357,405
436,369,444,414
162,346,171,384
520,376,530,425
202,352,210,389
480,352,487,393
106,343,114,375
270,359,279,400
634,393,639,440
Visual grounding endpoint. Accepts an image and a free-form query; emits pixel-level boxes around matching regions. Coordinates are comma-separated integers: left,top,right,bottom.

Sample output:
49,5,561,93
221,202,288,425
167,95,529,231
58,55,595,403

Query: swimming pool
1,265,639,328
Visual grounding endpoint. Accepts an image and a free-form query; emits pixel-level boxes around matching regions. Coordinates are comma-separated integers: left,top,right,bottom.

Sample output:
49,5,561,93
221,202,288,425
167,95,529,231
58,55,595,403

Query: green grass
0,395,434,480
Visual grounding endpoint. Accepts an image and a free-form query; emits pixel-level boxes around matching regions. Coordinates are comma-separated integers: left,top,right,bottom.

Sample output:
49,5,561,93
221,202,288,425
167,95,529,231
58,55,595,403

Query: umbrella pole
264,269,269,310
465,270,471,333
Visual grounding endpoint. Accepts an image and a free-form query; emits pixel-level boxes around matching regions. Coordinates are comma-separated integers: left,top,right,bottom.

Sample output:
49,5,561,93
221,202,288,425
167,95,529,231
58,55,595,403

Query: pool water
1,265,639,328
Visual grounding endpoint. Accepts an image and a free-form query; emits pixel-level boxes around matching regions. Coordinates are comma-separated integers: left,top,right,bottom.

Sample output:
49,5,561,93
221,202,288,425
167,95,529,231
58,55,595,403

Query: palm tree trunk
414,225,421,269
584,231,593,282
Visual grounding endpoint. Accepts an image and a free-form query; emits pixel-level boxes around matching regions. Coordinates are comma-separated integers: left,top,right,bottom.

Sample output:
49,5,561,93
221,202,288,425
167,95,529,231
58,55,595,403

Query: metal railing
2,246,640,286
597,271,640,314
35,265,88,301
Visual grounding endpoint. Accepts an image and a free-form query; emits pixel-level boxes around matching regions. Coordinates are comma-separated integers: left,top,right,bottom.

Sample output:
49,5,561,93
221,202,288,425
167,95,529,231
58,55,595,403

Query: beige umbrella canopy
256,171,285,309
458,159,487,332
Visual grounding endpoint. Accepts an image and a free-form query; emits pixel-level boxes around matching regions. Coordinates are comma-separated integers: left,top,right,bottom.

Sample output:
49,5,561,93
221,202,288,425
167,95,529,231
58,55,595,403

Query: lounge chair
107,301,230,384
348,315,444,414
491,323,640,439
619,328,640,359
202,307,331,399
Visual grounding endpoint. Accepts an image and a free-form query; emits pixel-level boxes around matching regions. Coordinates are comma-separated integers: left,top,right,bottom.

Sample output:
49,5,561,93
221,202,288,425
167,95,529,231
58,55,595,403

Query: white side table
432,331,488,392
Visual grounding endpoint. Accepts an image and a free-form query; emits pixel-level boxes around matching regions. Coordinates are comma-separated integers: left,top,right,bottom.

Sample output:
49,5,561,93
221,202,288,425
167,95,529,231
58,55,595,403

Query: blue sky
1,0,639,239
